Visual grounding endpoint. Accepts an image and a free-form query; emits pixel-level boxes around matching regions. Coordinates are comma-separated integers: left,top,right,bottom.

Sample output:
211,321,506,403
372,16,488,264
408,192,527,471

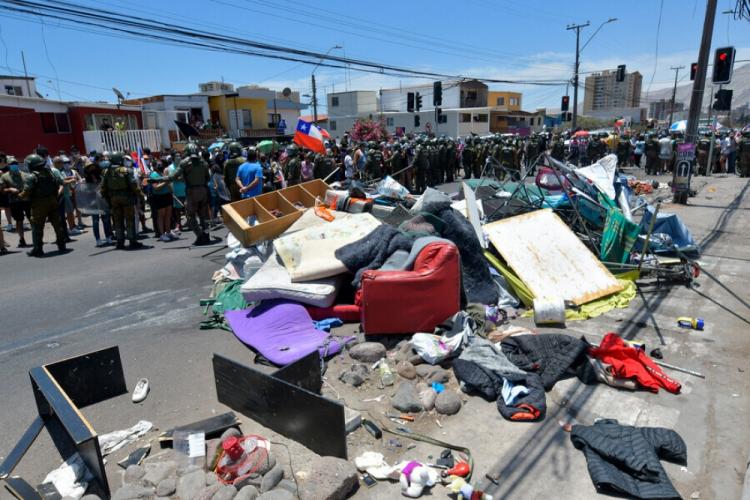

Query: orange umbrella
573,130,590,137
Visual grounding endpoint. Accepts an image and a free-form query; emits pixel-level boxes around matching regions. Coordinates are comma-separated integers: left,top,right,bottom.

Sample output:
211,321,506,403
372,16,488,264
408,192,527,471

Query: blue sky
0,0,748,112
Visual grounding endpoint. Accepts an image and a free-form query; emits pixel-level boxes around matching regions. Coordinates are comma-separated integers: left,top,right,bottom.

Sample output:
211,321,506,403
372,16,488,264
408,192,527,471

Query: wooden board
44,346,127,408
158,412,240,443
213,354,347,459
484,209,623,305
0,417,44,479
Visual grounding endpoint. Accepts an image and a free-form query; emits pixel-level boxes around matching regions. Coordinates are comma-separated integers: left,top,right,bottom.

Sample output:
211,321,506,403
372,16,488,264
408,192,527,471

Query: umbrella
208,141,225,152
257,140,279,154
573,130,589,137
669,120,687,132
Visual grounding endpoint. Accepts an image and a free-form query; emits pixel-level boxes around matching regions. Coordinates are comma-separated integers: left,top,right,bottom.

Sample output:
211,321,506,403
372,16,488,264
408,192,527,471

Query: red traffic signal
561,95,570,112
690,63,698,81
712,46,736,84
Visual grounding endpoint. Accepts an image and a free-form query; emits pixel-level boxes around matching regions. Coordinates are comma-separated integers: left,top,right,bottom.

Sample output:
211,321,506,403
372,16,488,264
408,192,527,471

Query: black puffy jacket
571,419,687,499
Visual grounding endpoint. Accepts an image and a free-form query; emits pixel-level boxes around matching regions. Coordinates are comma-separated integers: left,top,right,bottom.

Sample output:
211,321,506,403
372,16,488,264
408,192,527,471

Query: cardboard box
222,180,331,247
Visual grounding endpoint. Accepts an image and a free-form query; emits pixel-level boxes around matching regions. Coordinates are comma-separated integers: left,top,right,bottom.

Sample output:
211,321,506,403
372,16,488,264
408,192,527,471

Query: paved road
0,172,748,499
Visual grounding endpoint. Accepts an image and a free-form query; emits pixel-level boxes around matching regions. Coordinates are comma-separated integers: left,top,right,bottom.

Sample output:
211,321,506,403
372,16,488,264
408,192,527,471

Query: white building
327,90,378,118
379,80,488,112
0,75,37,98
198,81,235,95
126,94,210,149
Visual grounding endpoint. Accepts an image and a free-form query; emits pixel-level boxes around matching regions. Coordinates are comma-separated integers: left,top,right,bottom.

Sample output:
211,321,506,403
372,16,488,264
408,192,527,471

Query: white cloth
98,420,153,456
42,453,93,500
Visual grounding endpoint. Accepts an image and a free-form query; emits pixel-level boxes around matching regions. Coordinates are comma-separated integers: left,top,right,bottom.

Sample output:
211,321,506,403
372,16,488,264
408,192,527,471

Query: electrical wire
645,0,664,100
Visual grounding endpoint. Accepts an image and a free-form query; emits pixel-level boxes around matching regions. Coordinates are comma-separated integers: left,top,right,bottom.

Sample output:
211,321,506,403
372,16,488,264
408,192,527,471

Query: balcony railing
83,129,161,154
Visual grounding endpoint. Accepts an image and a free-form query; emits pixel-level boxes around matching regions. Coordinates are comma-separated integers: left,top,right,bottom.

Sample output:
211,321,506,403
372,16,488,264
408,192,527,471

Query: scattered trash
41,453,93,500
677,317,704,330
131,377,150,403
362,419,382,440
98,420,153,456
117,445,151,469
650,348,664,360
431,382,445,394
399,461,438,498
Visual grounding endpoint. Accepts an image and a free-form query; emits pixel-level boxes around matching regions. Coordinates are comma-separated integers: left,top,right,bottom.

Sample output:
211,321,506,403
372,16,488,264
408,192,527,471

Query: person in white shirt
658,134,673,174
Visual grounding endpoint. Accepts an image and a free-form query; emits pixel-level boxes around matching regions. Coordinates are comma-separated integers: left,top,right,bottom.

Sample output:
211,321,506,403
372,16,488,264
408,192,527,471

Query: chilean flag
293,119,326,154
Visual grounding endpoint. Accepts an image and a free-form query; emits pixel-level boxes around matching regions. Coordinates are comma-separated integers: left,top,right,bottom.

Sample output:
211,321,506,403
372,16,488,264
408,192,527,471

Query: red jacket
589,333,681,394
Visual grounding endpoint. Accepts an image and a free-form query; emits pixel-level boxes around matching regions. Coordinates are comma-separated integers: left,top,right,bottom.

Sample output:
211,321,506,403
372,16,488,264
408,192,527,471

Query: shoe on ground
64,237,73,243
27,248,44,257
116,240,126,250
4,224,13,232
57,244,69,254
132,378,149,403
95,239,105,248
168,232,179,241
159,234,171,242
69,228,82,236
194,233,212,246
139,226,153,234
18,241,29,248
106,237,114,245
0,246,8,255
128,241,150,250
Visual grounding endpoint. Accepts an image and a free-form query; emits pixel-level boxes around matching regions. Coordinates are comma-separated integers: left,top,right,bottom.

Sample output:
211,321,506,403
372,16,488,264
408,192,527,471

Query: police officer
461,137,474,179
738,130,750,178
644,134,659,175
445,139,457,183
223,141,244,202
551,134,565,161
366,142,384,181
412,138,429,193
616,136,631,167
18,154,66,257
389,143,408,188
284,146,302,185
101,151,143,250
165,143,212,246
696,134,711,176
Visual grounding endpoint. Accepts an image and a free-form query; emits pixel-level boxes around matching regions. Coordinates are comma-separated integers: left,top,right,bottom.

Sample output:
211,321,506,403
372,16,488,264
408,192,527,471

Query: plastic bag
411,331,465,365
377,175,409,199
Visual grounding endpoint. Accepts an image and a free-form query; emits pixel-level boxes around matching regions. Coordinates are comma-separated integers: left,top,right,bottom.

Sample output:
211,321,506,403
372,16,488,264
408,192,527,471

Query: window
5,85,22,96
466,90,478,100
386,117,394,126
496,116,503,122
473,114,488,123
438,114,447,124
329,120,337,131
510,97,519,106
459,113,471,123
496,96,505,106
331,96,339,107
268,113,281,127
40,112,71,133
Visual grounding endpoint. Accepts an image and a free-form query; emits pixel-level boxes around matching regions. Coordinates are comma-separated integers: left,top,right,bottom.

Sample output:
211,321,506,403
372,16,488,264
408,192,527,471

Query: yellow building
208,95,267,134
487,91,522,112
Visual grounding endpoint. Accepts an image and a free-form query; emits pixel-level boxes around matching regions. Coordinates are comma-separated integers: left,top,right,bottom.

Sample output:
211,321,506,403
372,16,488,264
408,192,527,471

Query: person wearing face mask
84,153,113,247
18,154,66,257
101,151,145,250
1,156,31,248
53,156,82,237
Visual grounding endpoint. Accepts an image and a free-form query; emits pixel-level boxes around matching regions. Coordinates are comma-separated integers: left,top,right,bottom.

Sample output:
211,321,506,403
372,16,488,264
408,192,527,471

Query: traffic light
407,92,415,113
561,95,569,112
416,92,423,112
616,64,626,82
433,81,442,106
566,112,573,122
436,107,446,123
690,62,698,81
713,88,733,111
712,46,736,84
414,115,420,127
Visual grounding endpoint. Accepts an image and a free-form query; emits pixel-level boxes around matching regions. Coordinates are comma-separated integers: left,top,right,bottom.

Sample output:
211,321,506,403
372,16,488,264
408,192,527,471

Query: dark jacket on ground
570,419,687,499
501,333,588,390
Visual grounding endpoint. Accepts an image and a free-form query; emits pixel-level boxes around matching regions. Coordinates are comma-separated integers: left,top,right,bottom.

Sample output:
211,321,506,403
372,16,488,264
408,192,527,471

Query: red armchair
359,240,461,335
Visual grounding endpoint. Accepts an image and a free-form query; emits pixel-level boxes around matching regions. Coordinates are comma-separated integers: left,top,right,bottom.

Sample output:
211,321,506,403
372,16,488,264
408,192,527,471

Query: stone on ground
177,469,206,499
142,460,177,487
123,464,146,485
349,342,386,362
296,456,358,500
435,390,462,415
156,478,176,497
235,485,259,500
257,490,294,500
396,360,417,379
260,463,284,492
276,479,298,495
419,387,437,411
111,484,154,500
391,382,423,413
213,484,239,500
339,363,369,386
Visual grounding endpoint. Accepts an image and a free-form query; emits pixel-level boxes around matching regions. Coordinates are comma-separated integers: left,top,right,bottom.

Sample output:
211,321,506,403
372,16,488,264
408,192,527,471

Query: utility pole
674,0,717,203
567,22,590,130
20,51,32,97
311,74,318,123
706,83,716,175
668,65,685,126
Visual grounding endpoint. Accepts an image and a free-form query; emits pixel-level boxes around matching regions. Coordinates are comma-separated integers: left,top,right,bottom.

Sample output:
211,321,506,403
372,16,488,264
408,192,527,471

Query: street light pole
668,65,685,126
311,45,342,125
567,22,589,130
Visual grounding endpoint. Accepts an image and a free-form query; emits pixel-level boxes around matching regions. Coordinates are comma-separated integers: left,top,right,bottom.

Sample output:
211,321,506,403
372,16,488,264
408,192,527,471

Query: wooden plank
274,351,322,394
29,367,95,444
3,476,42,500
158,412,240,443
0,417,44,479
44,346,127,408
484,209,623,305
213,354,347,459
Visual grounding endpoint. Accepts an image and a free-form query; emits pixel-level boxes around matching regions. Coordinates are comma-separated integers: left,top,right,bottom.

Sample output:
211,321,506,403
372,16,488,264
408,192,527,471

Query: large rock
390,382,422,413
81,496,102,500
111,485,154,500
435,390,462,415
123,465,146,485
254,451,277,477
338,364,369,387
349,342,386,362
213,484,239,500
297,456,358,500
235,485,259,500
156,478,176,497
416,365,450,384
396,361,417,379
142,460,177,487
419,388,437,411
260,463,284,492
276,479,297,496
177,469,207,499
257,490,294,500
193,483,222,500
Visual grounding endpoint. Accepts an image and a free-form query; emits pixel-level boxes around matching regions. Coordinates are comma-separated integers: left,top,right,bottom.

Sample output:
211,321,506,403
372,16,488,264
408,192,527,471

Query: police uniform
101,152,142,249
169,145,211,245
285,150,302,186
19,154,65,256
223,142,245,202
412,142,428,194
738,132,750,178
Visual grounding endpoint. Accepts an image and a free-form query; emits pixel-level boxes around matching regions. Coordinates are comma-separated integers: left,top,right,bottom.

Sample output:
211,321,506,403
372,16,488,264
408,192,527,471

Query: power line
645,0,665,99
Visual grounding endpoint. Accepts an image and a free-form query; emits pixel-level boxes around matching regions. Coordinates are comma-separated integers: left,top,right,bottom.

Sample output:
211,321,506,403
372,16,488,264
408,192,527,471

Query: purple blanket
225,300,353,366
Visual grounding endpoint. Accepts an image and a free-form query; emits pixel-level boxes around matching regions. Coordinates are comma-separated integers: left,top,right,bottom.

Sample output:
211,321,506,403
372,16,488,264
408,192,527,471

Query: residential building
379,80,488,113
583,70,643,112
0,75,38,98
487,91,522,112
0,91,149,158
123,94,210,148
648,98,684,121
236,85,307,135
490,108,546,135
327,90,378,117
198,81,235,95
207,94,268,138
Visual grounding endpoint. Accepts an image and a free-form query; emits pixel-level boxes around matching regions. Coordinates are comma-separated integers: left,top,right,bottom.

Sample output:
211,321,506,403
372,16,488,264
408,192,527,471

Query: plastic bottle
677,317,704,330
378,359,395,387
216,436,259,482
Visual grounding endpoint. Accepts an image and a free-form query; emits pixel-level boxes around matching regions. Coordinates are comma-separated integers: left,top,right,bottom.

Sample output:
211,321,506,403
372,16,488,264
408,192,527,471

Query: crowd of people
2,125,748,257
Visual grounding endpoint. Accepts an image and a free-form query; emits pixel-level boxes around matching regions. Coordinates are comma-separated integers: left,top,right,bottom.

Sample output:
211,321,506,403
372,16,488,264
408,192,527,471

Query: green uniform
170,157,211,239
101,164,140,246
738,136,750,178
413,145,428,193
19,168,65,254
462,144,475,179
285,157,301,185
551,139,565,161
389,150,407,187
445,143,457,183
696,139,710,175
366,148,383,181
223,157,244,202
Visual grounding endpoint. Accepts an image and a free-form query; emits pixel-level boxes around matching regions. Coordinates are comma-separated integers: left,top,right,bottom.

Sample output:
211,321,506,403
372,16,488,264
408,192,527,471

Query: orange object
445,461,470,477
314,205,335,222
